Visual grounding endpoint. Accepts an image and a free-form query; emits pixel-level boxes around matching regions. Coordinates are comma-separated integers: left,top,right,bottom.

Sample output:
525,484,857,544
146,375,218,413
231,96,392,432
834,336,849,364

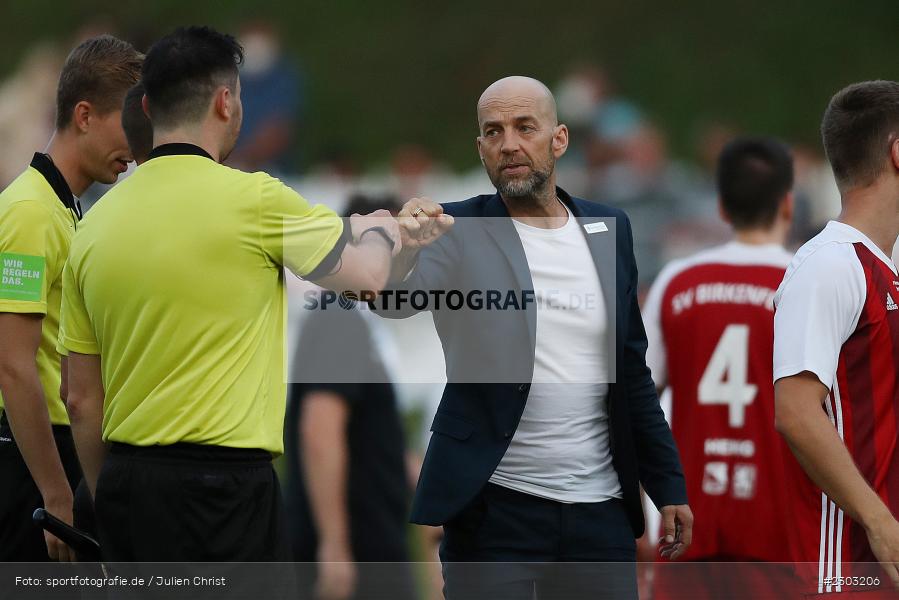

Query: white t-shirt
773,221,897,388
489,205,621,503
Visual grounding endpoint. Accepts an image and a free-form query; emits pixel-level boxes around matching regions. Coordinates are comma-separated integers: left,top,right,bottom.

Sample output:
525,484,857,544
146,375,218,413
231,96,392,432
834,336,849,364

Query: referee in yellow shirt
0,35,141,562
58,26,399,561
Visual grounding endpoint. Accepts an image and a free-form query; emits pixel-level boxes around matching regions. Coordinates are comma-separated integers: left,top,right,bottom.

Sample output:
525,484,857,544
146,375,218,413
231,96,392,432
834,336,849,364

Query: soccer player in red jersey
644,137,800,597
775,80,899,598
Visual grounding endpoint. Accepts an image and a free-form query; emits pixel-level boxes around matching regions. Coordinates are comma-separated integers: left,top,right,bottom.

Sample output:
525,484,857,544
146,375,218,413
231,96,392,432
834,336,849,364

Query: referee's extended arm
309,210,400,294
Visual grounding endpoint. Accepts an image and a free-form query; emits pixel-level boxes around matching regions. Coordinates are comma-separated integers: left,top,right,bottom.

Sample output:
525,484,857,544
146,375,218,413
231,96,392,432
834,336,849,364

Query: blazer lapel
483,194,537,352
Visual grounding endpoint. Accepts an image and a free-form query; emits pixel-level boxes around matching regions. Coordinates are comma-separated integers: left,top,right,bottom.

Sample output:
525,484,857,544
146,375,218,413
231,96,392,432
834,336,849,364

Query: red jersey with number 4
774,222,899,595
644,241,794,561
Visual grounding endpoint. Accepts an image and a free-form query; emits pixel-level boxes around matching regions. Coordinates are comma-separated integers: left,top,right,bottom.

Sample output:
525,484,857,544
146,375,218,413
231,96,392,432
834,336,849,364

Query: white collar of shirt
826,220,898,275
511,202,575,237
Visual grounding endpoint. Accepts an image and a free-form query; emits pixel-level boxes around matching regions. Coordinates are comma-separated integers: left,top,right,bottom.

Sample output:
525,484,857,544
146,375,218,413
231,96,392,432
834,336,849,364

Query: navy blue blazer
379,187,686,536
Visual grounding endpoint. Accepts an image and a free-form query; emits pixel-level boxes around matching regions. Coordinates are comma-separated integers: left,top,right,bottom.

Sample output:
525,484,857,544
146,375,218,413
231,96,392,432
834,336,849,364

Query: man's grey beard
494,167,552,198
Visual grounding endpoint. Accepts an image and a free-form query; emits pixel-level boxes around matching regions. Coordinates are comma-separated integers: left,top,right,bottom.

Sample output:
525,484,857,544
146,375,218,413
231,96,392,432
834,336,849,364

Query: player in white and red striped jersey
644,137,801,598
775,81,899,598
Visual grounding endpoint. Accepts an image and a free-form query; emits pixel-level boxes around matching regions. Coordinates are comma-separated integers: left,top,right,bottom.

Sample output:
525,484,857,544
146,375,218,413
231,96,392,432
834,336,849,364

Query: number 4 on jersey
698,324,757,428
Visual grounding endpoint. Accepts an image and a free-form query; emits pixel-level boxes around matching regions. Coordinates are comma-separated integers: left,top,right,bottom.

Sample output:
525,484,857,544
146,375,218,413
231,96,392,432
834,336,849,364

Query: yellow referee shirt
57,144,346,454
0,155,80,425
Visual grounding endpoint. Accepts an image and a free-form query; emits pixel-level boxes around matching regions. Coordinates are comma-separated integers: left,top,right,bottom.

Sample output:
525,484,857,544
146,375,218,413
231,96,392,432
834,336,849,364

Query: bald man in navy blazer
377,76,691,600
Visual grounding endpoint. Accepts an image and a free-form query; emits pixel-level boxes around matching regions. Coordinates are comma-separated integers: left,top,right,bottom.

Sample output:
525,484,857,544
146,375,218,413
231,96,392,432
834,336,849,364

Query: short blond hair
56,34,143,130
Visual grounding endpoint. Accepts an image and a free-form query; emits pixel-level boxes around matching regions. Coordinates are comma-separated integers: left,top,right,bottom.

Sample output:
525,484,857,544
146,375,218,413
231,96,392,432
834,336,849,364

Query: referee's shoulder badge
583,222,608,234
0,252,45,302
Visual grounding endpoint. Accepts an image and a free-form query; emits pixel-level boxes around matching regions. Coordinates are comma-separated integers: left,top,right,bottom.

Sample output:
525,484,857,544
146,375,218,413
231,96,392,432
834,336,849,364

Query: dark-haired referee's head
717,137,794,233
142,26,244,161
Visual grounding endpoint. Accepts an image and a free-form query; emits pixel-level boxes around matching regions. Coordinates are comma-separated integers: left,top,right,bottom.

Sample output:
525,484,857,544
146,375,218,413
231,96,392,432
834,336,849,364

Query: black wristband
359,226,395,251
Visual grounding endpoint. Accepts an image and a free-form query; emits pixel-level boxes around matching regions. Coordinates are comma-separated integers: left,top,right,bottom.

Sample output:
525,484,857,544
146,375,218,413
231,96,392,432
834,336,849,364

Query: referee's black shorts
95,442,291,562
0,412,86,561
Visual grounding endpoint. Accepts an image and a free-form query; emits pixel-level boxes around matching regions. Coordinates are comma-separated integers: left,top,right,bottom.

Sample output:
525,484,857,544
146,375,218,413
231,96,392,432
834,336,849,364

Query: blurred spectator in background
285,193,416,600
311,145,362,182
642,121,741,271
0,43,63,187
555,64,642,170
228,20,303,174
691,119,739,211
554,65,729,289
595,122,719,288
687,120,740,207
789,143,841,246
388,143,452,199
694,121,739,176
555,64,605,168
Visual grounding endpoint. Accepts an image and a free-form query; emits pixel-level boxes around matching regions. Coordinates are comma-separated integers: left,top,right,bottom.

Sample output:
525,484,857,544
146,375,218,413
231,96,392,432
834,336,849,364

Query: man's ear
141,94,150,119
552,124,569,158
476,136,484,162
72,101,92,133
214,86,232,121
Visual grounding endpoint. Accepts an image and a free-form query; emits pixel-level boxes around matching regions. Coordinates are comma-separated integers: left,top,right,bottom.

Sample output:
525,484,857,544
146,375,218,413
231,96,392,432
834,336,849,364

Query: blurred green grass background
1,0,895,172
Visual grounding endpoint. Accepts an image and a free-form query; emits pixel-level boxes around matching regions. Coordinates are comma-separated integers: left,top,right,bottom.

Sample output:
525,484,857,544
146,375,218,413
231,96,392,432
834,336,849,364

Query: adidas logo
888,293,898,312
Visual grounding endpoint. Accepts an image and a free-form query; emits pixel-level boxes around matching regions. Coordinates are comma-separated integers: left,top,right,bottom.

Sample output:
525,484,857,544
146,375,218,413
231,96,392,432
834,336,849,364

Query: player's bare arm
0,312,75,562
775,371,899,587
